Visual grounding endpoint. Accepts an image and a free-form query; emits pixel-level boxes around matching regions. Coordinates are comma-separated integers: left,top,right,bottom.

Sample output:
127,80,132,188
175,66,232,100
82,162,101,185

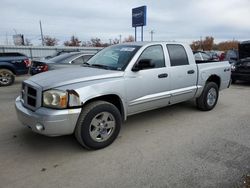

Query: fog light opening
35,123,45,131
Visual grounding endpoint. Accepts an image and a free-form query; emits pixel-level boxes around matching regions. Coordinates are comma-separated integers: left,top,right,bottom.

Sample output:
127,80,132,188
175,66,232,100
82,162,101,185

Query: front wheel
75,101,122,150
0,69,15,86
196,82,219,111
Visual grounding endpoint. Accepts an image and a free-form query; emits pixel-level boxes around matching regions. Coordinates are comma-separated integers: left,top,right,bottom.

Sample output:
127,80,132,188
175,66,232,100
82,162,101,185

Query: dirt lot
0,75,249,188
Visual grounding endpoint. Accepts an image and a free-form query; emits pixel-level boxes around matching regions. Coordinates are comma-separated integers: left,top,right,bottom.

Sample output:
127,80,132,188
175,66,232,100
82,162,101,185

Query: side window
138,45,165,68
167,44,189,66
72,56,84,64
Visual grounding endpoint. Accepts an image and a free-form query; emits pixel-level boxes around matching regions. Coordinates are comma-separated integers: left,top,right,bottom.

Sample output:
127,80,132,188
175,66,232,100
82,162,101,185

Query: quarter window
167,44,189,66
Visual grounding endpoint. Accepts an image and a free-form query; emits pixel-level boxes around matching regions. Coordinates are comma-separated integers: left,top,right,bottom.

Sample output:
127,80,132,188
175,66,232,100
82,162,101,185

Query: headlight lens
231,64,236,71
43,90,68,109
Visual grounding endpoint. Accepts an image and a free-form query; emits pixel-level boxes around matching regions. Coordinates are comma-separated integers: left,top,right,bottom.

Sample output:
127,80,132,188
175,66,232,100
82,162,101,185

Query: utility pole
5,32,9,45
119,34,122,43
150,30,154,41
39,20,44,46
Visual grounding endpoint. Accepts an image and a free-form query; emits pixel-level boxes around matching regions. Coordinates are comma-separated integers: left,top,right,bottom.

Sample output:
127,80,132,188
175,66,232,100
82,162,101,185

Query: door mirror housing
132,59,155,71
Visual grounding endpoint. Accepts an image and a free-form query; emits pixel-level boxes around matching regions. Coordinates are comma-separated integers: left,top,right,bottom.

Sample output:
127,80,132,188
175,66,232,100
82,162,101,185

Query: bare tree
64,35,81,46
112,38,120,45
123,35,135,43
44,36,58,46
90,38,102,47
217,41,239,51
202,36,214,51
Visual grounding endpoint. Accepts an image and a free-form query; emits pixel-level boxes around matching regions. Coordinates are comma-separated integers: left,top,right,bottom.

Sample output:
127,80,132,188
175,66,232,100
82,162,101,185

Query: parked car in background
193,51,213,62
231,41,250,83
225,49,238,64
44,49,81,60
205,51,220,61
30,52,95,75
0,52,31,86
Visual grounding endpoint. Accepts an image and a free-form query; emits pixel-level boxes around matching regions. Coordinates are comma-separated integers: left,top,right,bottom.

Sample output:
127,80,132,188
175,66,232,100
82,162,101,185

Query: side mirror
132,59,155,72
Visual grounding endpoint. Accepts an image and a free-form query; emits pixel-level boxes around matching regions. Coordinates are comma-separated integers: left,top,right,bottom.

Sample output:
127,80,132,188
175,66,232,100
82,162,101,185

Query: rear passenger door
166,44,197,104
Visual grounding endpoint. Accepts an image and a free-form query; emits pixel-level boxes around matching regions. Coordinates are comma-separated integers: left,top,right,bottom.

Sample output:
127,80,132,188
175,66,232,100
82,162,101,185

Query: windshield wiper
91,64,113,70
82,62,90,67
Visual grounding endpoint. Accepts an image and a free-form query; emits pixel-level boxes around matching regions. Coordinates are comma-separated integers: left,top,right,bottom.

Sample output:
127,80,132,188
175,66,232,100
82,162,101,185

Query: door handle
187,70,195,74
224,68,230,72
158,73,168,78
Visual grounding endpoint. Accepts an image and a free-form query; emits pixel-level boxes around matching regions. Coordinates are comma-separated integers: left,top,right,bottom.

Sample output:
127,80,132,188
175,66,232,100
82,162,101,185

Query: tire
75,101,122,150
0,69,15,86
196,82,219,111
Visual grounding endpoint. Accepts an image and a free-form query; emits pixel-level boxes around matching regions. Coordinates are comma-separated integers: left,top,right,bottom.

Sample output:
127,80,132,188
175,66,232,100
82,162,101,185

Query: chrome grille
21,81,42,111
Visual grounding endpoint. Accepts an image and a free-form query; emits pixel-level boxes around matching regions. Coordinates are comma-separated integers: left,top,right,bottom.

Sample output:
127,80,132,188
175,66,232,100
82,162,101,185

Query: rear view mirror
132,59,155,71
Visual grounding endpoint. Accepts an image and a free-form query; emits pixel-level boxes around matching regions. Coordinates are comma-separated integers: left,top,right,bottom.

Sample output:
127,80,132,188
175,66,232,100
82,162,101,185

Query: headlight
43,90,68,109
231,64,236,71
43,89,81,109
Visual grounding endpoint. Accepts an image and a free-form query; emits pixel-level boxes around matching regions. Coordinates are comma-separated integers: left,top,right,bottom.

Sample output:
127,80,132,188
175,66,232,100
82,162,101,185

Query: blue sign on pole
132,6,147,27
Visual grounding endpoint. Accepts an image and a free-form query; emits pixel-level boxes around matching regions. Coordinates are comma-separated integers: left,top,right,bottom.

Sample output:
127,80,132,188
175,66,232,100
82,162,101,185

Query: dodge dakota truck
15,42,231,149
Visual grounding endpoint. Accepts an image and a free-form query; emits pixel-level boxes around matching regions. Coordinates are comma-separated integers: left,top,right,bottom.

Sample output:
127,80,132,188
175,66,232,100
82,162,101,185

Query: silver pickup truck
15,42,231,149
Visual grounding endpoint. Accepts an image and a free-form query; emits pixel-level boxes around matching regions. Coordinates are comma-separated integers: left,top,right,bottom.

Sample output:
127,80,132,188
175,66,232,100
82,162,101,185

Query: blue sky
0,0,249,45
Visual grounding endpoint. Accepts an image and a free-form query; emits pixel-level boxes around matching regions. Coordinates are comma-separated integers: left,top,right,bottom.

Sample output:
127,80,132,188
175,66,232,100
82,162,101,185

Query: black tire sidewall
80,103,121,149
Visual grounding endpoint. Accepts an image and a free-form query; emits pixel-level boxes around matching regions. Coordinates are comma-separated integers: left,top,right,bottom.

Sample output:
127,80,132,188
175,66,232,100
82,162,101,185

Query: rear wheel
0,69,15,86
75,101,122,150
196,82,219,111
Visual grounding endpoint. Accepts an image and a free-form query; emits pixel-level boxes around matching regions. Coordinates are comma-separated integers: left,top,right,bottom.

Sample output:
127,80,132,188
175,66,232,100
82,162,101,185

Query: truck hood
28,67,124,90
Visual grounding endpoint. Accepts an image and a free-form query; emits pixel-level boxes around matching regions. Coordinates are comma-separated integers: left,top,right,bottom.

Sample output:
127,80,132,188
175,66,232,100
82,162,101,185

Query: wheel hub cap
207,88,217,106
0,72,11,85
89,112,116,142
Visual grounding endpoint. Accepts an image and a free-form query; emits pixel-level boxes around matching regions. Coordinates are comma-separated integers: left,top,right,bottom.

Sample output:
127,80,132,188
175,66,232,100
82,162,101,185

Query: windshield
87,45,141,70
49,53,81,64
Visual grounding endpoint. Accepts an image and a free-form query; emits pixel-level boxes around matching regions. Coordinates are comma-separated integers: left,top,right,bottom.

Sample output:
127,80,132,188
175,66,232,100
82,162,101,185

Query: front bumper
15,96,81,136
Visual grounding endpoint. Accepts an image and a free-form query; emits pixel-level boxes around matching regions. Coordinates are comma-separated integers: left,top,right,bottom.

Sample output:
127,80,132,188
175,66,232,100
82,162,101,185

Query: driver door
125,45,171,115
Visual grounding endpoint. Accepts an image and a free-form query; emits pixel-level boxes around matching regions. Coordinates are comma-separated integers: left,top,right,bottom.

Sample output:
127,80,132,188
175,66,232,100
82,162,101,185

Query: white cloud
0,0,249,45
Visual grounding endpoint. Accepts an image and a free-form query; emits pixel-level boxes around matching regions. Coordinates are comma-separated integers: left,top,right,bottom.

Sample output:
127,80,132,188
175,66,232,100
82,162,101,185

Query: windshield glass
87,45,141,70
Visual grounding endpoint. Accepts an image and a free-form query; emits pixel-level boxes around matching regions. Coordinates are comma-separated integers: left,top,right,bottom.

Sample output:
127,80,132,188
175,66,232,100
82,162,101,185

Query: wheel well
0,66,16,75
206,75,221,89
83,94,124,120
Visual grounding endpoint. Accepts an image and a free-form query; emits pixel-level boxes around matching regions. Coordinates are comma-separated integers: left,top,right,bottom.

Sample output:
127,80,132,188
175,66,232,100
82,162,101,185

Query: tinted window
167,44,189,66
138,45,165,68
